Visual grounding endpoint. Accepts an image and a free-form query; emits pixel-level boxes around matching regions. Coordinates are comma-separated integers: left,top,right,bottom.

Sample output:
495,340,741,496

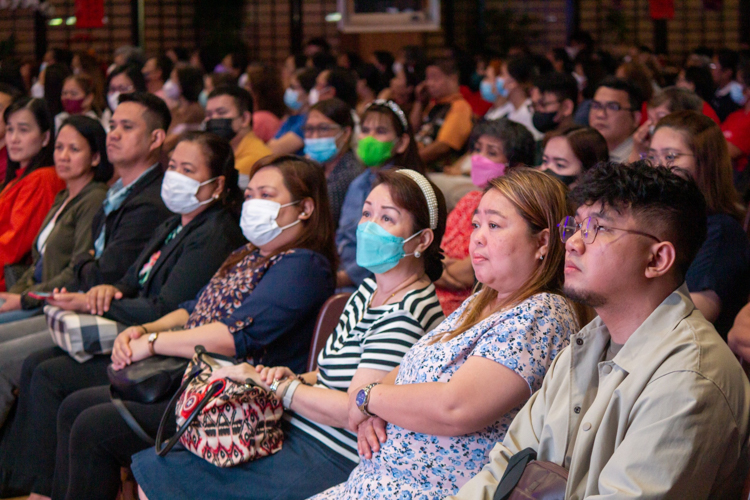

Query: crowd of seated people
0,32,746,500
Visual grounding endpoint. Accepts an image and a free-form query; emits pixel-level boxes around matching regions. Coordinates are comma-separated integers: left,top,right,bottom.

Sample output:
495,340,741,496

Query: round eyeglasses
558,216,662,245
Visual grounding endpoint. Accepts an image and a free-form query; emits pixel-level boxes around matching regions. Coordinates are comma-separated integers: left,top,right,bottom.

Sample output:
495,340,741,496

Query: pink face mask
470,154,507,188
62,97,85,115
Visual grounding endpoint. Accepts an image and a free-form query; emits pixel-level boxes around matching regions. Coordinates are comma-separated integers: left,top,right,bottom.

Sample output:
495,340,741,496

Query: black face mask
542,168,578,186
532,111,559,133
205,118,237,141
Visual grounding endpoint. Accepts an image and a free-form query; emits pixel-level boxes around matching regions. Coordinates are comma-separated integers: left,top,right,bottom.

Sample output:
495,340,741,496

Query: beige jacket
448,284,750,500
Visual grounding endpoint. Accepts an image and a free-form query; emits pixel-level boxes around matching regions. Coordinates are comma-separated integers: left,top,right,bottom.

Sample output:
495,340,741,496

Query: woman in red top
434,119,535,315
0,97,65,291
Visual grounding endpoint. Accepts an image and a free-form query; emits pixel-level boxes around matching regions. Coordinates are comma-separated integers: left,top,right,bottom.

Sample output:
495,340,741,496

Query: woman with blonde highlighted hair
312,167,580,500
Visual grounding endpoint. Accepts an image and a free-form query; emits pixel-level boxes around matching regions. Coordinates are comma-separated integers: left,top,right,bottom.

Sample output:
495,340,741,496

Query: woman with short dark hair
435,119,535,315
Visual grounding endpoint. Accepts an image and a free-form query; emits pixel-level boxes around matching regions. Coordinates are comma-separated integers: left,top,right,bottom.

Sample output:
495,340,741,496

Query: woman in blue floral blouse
312,167,583,500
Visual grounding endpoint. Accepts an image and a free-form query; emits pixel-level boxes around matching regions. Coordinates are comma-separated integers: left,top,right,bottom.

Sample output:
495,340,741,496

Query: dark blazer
103,203,246,325
72,165,172,291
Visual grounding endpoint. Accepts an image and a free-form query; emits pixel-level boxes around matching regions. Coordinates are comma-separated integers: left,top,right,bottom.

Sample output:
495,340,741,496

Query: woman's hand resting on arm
357,417,388,459
86,284,123,315
46,288,90,312
111,326,148,370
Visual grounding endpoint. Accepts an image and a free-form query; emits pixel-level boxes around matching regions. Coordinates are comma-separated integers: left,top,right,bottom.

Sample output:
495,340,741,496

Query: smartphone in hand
27,291,52,300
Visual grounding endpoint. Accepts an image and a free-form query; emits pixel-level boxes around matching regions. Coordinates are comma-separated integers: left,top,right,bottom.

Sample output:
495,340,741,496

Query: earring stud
414,250,422,258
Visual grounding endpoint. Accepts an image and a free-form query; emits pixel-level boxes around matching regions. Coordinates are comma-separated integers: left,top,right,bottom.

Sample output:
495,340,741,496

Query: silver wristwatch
355,382,380,417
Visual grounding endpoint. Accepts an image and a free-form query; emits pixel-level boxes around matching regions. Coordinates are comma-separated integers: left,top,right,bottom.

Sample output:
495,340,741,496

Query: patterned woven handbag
155,345,284,467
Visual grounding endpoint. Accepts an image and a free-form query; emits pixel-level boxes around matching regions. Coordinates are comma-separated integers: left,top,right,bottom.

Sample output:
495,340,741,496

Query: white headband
365,99,409,130
395,169,438,230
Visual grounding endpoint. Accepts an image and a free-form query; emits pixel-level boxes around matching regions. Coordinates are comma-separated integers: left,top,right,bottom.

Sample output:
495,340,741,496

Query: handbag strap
109,387,156,445
154,363,222,457
493,447,538,500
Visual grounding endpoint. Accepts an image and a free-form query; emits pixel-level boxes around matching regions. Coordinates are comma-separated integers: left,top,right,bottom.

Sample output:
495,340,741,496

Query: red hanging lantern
75,0,104,28
650,0,675,19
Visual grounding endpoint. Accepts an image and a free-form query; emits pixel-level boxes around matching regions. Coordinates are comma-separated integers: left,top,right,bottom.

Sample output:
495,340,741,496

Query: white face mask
240,198,301,246
161,170,217,215
30,81,44,98
162,79,181,101
107,92,120,111
238,73,249,89
308,87,321,106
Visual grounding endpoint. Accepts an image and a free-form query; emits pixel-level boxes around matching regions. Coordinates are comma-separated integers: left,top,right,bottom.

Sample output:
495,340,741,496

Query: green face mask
356,136,395,167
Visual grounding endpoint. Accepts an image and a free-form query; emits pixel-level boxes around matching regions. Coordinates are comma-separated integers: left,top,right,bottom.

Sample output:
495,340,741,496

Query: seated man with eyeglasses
529,72,579,138
589,77,644,163
448,161,750,500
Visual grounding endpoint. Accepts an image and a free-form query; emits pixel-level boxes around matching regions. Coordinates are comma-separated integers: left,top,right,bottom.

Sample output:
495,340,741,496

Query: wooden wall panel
483,0,568,55
579,0,740,61
0,0,743,69
0,0,194,62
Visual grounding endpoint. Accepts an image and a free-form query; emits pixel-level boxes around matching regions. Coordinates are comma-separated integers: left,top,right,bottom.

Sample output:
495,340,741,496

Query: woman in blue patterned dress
131,169,448,500
311,167,583,500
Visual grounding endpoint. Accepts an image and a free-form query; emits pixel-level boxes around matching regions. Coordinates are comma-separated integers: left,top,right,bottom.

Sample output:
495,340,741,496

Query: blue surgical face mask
198,89,209,108
495,77,510,98
304,136,339,163
730,81,747,105
479,80,496,103
356,221,423,274
284,88,302,111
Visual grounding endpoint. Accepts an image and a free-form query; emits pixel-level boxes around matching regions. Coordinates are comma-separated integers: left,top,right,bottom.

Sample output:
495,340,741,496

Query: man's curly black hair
568,161,707,279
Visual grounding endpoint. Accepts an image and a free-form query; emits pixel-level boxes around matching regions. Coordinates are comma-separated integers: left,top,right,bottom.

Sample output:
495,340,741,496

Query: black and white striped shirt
286,278,445,463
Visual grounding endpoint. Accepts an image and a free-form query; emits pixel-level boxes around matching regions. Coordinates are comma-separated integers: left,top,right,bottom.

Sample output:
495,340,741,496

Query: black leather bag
107,356,188,403
107,356,189,443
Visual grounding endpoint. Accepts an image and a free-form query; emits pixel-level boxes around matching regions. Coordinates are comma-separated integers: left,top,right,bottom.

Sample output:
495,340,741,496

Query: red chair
306,293,351,372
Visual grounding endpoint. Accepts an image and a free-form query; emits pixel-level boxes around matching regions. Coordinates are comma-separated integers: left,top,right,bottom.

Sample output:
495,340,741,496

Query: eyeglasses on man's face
590,100,632,114
557,216,661,245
